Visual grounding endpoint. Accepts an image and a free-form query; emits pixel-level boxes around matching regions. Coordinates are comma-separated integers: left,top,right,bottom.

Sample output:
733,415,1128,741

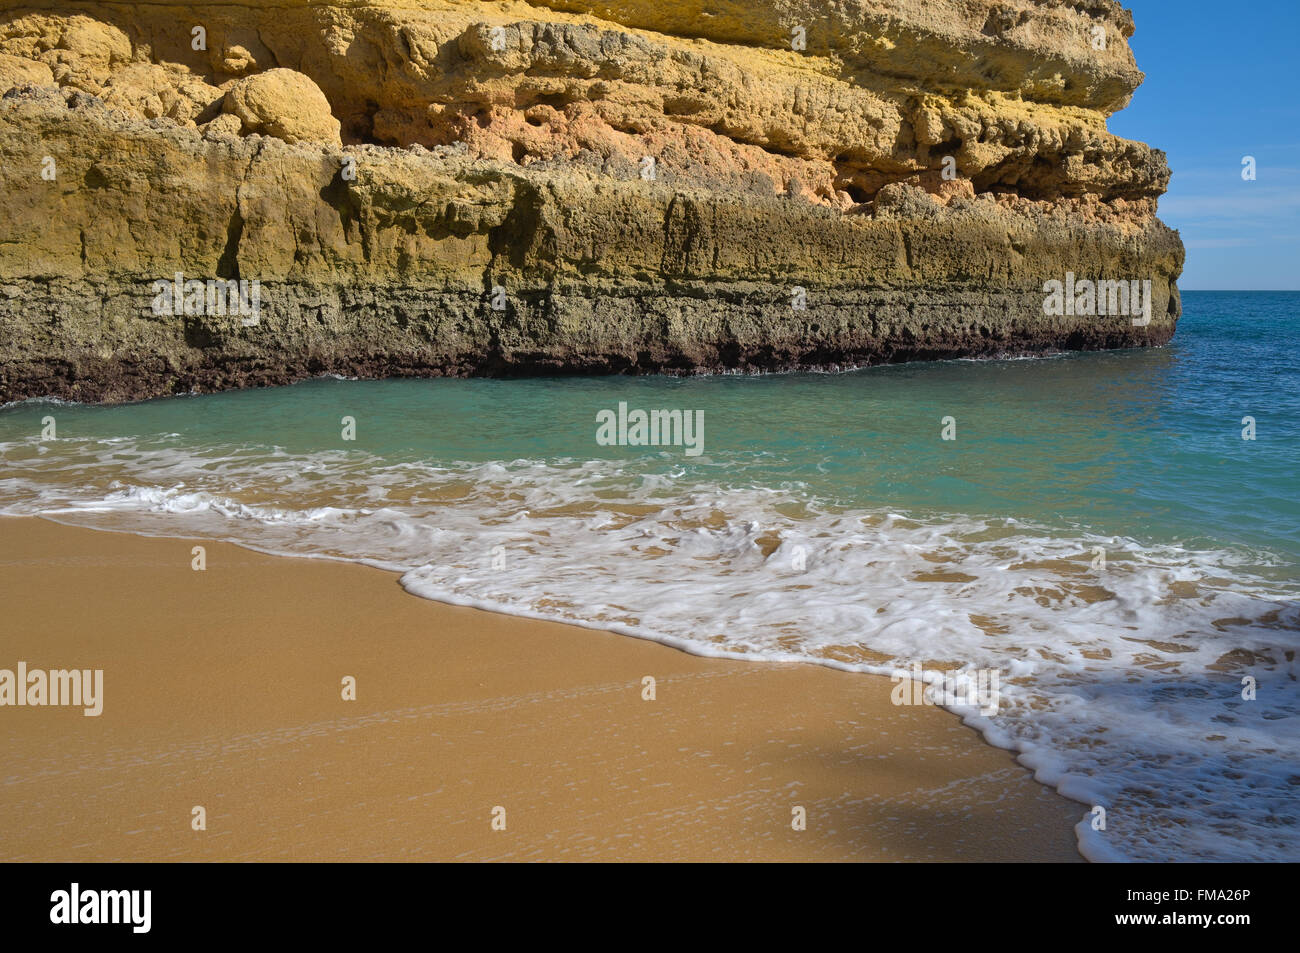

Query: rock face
0,0,1183,403
223,69,342,147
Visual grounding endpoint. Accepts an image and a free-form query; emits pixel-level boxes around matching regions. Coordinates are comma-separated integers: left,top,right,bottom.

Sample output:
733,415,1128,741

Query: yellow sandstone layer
0,1,1182,400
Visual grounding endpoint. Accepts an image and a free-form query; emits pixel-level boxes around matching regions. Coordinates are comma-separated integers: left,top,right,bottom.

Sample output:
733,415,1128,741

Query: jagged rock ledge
0,0,1183,403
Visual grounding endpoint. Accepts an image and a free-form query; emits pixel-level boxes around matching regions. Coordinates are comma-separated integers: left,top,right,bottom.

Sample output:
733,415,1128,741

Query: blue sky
1109,0,1300,289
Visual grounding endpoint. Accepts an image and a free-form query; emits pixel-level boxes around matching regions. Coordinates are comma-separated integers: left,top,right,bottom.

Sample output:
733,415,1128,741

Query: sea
2,290,1297,861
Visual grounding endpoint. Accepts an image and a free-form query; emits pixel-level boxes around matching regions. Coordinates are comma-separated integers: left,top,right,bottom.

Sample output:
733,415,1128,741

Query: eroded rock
222,68,341,146
0,0,1184,402
0,52,53,91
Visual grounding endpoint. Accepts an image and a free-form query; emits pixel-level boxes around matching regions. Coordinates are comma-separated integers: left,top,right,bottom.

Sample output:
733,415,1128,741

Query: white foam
1,434,1295,861
0,395,85,410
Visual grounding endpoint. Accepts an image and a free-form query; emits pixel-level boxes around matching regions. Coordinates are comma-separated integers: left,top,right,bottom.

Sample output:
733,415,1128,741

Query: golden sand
0,516,1082,861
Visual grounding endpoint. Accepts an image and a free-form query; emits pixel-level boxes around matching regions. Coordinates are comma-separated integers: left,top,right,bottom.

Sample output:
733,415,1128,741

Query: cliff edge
0,0,1183,402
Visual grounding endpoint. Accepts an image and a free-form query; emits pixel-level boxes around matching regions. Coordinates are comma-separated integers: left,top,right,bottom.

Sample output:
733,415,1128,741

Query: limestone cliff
0,0,1183,402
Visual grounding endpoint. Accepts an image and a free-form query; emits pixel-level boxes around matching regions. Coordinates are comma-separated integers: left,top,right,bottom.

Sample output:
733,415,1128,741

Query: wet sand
0,516,1082,861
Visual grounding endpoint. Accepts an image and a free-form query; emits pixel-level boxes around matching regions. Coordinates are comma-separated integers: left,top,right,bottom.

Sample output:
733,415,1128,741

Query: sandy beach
0,516,1082,861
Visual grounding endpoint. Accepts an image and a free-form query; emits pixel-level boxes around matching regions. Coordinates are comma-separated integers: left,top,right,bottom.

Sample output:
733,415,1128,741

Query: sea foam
1,435,1295,862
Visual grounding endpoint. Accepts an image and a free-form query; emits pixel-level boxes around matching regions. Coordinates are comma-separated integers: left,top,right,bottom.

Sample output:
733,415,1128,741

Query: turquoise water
2,290,1297,861
9,291,1296,559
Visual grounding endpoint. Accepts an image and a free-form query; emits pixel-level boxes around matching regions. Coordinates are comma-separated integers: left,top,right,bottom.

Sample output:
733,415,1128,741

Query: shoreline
0,515,1084,861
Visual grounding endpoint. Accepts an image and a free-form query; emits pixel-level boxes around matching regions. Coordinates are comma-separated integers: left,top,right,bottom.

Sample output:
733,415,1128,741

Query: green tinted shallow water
5,291,1297,562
